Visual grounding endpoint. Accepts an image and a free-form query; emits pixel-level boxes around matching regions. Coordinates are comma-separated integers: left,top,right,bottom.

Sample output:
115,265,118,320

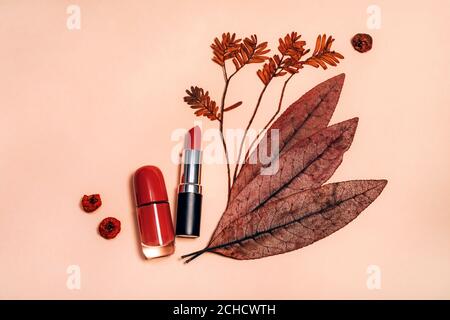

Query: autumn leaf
213,118,358,239
223,101,243,112
189,180,387,261
231,74,346,204
182,35,385,263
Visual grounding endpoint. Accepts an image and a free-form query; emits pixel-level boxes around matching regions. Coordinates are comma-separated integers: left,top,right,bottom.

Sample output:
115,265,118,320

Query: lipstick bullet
133,165,175,259
176,126,203,237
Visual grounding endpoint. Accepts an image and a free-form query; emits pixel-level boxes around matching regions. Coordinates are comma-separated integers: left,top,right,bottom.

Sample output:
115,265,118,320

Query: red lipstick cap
134,166,169,206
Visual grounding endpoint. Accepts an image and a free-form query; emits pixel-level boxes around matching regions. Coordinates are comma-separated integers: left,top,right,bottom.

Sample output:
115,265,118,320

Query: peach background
1,0,449,299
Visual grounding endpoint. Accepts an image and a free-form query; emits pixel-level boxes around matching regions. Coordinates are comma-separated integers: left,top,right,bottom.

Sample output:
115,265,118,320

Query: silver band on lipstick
178,149,202,194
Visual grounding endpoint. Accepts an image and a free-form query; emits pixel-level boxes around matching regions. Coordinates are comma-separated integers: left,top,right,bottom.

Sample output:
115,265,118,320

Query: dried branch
303,34,344,69
186,32,344,201
184,86,221,121
232,35,270,72
211,33,241,67
243,34,344,164
212,33,269,200
233,32,309,182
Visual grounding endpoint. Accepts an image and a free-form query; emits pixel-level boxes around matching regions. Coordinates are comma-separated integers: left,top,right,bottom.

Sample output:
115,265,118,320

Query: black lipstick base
175,192,202,237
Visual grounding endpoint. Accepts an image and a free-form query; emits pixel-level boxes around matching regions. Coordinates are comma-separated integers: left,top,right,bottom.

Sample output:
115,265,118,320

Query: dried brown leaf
181,74,388,263
214,117,358,238
231,74,346,204
224,101,243,112
203,180,387,260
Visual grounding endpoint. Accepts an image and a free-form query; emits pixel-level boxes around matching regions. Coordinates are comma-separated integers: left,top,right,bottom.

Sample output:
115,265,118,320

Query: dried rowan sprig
232,35,270,71
256,55,280,85
278,32,309,61
237,33,343,177
186,31,345,201
256,33,309,85
184,86,221,121
211,33,242,66
210,33,269,199
303,34,344,69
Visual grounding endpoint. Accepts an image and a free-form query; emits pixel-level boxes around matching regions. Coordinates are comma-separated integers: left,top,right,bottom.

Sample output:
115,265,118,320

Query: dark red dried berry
81,194,102,212
98,217,121,239
351,33,373,53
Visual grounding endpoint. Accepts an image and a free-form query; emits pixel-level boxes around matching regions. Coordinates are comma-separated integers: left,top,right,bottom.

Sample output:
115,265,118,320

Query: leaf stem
244,73,295,162
219,65,240,202
219,73,231,200
232,84,268,183
181,247,210,263
181,179,386,263
222,64,228,82
232,55,289,182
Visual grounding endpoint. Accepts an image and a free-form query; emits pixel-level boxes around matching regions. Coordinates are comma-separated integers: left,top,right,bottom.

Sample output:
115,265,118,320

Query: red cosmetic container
133,166,175,259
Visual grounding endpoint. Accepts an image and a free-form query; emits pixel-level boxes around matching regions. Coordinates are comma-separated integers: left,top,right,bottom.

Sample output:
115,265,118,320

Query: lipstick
176,126,203,237
133,165,175,259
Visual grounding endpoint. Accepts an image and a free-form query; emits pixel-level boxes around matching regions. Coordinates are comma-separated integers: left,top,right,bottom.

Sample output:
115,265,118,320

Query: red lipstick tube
176,126,203,237
133,166,175,259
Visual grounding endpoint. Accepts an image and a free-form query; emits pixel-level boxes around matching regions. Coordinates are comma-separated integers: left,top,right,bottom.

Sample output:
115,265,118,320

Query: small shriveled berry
98,217,121,239
81,194,102,213
351,33,373,53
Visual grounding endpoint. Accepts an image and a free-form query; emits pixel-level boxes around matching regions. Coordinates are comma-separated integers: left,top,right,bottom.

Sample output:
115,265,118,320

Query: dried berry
351,33,373,53
98,217,121,239
81,194,102,213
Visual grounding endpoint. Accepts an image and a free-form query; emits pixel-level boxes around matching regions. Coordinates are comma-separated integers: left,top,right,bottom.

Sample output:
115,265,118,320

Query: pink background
1,0,449,299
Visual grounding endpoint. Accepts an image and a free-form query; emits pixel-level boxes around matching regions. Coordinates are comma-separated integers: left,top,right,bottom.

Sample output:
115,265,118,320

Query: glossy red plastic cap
134,166,169,206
